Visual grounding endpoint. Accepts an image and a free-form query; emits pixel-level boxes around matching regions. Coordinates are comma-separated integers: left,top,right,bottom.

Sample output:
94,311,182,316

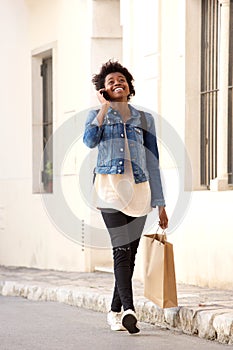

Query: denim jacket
83,105,165,208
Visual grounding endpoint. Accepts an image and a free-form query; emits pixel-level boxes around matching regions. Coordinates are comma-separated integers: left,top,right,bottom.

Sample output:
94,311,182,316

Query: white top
92,125,152,217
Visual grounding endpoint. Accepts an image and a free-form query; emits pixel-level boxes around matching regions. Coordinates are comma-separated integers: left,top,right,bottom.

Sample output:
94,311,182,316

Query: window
228,0,233,185
32,45,55,194
200,0,219,187
41,57,53,193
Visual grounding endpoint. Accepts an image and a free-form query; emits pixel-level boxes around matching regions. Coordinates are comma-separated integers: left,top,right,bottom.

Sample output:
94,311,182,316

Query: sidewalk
0,266,232,345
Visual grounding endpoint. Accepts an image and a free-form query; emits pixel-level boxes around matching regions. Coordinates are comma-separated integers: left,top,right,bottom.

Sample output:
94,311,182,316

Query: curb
0,280,233,345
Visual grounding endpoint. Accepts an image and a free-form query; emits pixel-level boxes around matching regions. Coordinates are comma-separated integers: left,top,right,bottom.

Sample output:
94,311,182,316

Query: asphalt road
0,296,229,350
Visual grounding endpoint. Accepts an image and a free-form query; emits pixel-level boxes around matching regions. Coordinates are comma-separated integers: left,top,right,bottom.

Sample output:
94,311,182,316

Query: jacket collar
107,104,141,122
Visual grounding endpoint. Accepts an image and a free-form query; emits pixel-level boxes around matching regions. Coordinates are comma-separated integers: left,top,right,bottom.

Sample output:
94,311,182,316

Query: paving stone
196,309,218,340
164,307,181,328
213,312,233,344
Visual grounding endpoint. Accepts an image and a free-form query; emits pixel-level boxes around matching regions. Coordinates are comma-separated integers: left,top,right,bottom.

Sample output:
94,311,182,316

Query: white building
0,0,232,289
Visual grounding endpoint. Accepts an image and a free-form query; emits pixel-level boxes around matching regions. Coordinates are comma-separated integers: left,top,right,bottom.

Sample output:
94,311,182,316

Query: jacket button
119,161,123,165
118,169,122,173
120,148,124,152
120,133,124,138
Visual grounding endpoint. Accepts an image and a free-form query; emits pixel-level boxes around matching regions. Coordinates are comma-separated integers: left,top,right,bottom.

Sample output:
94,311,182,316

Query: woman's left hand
158,206,168,230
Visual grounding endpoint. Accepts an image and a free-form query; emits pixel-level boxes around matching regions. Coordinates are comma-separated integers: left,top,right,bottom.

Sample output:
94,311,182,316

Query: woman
83,60,168,334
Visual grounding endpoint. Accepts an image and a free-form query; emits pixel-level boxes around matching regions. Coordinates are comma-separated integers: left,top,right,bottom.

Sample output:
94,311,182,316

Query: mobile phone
101,90,110,100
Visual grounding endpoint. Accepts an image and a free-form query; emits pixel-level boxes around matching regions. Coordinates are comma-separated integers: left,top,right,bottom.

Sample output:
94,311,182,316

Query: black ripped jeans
101,209,147,312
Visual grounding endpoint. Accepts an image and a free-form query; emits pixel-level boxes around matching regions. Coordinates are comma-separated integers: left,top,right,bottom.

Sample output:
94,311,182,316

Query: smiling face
104,72,130,102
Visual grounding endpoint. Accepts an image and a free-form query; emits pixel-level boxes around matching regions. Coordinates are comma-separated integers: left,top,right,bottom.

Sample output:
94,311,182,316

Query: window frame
228,0,233,185
31,43,56,194
41,56,53,193
200,0,219,188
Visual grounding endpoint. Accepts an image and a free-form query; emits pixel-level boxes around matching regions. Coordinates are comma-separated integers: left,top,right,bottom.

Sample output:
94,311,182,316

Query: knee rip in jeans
113,247,130,252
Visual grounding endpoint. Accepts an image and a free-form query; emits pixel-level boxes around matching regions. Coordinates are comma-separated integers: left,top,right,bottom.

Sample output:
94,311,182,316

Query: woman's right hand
96,89,110,126
97,89,110,106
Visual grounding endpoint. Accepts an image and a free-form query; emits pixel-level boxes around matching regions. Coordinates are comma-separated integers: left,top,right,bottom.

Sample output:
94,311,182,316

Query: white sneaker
121,309,140,334
107,311,126,331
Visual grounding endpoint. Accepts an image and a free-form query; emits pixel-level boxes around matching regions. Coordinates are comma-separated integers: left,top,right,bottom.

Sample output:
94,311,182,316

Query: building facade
0,0,232,289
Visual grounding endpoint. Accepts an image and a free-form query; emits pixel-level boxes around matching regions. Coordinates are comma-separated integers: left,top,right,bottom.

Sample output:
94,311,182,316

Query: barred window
228,0,233,185
200,0,219,187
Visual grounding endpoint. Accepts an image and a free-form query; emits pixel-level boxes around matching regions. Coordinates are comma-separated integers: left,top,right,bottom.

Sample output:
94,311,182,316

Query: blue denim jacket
83,105,165,208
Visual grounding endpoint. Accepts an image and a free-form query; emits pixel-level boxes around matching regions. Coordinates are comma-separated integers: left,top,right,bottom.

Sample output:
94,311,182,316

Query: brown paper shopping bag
143,233,178,308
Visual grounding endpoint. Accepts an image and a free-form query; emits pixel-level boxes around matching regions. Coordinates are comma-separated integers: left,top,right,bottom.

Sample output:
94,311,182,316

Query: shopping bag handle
152,226,167,243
